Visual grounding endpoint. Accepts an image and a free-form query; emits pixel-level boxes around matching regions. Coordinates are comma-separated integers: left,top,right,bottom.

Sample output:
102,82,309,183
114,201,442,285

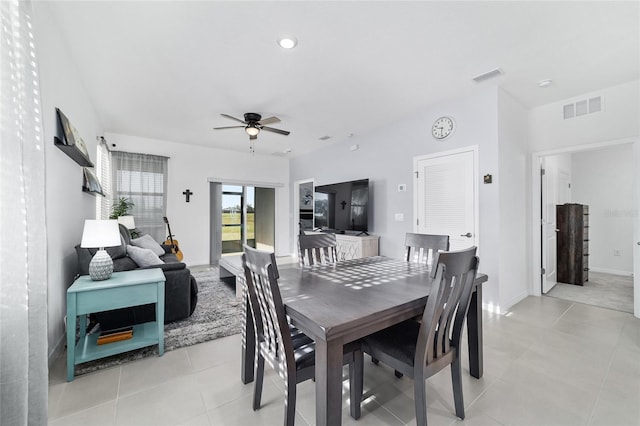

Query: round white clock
432,116,454,140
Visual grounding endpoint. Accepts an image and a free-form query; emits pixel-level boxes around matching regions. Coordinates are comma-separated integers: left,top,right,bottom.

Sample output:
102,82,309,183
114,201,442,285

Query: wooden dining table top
276,256,487,343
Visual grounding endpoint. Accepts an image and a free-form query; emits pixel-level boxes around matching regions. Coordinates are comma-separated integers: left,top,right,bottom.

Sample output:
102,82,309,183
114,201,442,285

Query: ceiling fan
213,112,291,141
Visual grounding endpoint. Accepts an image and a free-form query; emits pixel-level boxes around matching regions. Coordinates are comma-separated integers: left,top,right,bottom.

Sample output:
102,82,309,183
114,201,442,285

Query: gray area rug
546,271,633,313
75,266,241,376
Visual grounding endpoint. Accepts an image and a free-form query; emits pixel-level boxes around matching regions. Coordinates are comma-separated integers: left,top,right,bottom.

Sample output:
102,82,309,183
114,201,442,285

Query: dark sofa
75,224,198,330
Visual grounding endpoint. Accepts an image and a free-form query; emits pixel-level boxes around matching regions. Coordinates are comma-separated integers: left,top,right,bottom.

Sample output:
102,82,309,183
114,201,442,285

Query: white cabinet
335,234,379,260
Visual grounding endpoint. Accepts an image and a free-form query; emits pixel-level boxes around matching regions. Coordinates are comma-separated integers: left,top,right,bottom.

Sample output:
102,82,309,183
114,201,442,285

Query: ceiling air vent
472,67,503,83
563,96,602,120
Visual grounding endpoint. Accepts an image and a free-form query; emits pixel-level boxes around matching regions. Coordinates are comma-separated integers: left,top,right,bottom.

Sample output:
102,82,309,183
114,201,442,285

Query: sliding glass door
220,184,274,256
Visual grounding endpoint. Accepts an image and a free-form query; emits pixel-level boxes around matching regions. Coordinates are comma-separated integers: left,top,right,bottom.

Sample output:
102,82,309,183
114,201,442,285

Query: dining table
239,256,488,426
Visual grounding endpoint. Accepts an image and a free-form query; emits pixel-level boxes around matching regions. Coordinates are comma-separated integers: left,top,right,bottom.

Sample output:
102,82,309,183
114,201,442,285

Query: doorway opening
210,182,275,264
532,138,638,317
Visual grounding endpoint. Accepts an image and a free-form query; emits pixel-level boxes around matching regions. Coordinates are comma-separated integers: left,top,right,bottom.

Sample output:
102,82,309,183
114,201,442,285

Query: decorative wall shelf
54,136,94,167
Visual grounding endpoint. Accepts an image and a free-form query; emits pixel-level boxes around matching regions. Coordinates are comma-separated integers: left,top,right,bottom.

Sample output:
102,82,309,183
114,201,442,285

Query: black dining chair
242,245,363,425
356,246,479,426
371,232,451,375
405,232,450,265
298,232,339,267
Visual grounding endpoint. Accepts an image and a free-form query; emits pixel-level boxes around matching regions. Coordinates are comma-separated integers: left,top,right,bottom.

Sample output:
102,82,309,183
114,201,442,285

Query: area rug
74,266,242,376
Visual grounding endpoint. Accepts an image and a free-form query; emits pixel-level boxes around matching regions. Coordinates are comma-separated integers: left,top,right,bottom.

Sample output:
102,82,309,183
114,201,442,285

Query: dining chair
356,246,479,426
298,232,339,267
405,232,450,265
371,232,451,375
242,245,363,425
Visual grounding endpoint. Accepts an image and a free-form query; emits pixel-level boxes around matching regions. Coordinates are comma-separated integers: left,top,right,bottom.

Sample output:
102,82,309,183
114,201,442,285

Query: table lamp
117,215,136,230
81,219,121,280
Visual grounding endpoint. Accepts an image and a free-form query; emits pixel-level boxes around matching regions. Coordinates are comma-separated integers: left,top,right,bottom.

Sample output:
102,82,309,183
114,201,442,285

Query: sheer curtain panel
111,151,168,242
0,1,49,424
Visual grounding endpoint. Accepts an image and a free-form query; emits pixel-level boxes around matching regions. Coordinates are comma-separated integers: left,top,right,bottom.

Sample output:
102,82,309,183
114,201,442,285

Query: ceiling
46,1,639,157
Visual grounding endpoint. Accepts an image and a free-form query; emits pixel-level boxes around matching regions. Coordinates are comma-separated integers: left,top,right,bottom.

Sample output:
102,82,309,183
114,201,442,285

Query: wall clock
431,116,455,140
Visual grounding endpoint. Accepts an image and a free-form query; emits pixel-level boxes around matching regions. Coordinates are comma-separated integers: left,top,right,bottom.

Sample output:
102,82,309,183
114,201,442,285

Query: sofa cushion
112,256,138,272
130,234,165,256
105,233,127,259
127,244,164,267
160,253,180,263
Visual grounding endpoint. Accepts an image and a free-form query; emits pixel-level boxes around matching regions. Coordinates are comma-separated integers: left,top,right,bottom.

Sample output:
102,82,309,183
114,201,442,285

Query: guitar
163,216,184,261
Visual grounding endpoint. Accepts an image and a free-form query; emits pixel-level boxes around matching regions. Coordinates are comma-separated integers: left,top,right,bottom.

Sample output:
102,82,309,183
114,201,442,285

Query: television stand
335,234,379,260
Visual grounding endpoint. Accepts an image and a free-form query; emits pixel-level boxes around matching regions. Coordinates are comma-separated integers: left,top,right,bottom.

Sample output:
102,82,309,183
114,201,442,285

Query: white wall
571,145,634,275
34,2,104,363
530,80,640,152
290,87,505,311
497,89,530,309
104,133,291,265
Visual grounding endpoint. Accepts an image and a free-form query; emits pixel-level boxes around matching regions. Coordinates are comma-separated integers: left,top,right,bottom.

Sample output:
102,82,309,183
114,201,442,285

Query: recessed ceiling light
538,79,553,88
277,36,298,49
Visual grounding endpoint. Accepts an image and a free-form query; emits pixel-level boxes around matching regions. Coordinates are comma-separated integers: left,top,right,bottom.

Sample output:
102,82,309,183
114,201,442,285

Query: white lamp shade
80,219,121,248
117,215,136,229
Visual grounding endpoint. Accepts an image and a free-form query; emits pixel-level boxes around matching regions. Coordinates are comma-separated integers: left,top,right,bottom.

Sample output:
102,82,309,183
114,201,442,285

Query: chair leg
451,356,465,420
253,355,265,410
284,376,297,426
349,349,364,419
414,378,428,426
394,370,404,378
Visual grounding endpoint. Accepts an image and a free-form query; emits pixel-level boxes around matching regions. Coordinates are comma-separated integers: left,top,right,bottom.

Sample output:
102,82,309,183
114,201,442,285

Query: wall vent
563,96,602,120
472,67,503,83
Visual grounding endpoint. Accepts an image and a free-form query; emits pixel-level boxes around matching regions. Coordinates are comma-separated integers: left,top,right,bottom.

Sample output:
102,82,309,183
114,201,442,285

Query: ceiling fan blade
220,113,247,125
213,125,245,130
261,126,290,136
258,116,280,125
249,134,257,140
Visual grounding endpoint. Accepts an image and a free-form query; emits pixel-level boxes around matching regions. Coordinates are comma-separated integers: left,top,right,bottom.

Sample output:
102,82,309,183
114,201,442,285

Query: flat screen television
314,179,369,234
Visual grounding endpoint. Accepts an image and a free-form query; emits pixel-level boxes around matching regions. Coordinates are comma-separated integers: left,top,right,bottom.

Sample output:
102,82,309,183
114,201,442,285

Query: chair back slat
415,246,478,367
298,233,339,267
404,233,449,265
242,246,295,381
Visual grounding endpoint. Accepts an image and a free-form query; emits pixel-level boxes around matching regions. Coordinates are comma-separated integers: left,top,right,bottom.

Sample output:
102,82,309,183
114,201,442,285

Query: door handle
460,232,472,238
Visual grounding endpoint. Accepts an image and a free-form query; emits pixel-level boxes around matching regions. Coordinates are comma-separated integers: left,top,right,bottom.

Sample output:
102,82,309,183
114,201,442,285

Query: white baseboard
481,291,528,315
589,267,633,277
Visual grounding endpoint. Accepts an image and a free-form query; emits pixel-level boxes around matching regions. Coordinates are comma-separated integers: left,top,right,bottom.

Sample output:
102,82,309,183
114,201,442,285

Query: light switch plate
398,184,407,192
395,213,404,221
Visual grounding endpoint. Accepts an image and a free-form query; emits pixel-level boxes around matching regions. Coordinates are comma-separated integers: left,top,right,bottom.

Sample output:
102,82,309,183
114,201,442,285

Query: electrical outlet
613,249,621,256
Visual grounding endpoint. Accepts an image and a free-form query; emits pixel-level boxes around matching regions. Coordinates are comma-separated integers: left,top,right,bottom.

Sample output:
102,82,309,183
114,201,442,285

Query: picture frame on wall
54,108,94,167
82,167,104,196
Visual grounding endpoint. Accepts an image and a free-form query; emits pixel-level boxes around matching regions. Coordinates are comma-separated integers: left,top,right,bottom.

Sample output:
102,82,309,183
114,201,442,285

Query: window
110,151,168,242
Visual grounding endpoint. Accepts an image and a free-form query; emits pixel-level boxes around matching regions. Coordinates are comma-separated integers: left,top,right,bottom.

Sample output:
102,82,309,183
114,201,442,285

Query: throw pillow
126,245,164,267
130,234,165,257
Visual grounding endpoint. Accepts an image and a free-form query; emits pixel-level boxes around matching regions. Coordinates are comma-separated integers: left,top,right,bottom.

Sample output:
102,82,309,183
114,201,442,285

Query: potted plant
110,197,139,238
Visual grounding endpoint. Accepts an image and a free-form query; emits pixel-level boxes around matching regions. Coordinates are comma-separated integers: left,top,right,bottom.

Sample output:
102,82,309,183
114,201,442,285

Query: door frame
412,145,480,250
293,178,314,255
208,177,284,261
530,137,639,319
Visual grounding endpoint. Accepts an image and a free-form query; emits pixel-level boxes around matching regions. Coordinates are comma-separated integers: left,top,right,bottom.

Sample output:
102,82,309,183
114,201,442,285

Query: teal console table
66,268,166,381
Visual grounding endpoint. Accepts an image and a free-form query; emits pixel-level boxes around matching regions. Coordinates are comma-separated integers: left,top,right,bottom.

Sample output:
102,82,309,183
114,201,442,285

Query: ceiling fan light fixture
277,36,298,49
245,125,260,136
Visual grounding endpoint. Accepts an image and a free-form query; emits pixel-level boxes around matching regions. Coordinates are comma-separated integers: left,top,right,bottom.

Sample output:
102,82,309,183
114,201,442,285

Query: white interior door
541,159,558,293
414,148,477,251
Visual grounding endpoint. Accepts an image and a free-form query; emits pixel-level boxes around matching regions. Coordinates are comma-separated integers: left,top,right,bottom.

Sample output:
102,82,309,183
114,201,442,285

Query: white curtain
110,151,168,242
0,1,49,424
97,138,112,220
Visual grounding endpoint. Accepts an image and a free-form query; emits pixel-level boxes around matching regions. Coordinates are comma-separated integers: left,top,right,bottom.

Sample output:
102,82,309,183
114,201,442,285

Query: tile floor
48,296,640,426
